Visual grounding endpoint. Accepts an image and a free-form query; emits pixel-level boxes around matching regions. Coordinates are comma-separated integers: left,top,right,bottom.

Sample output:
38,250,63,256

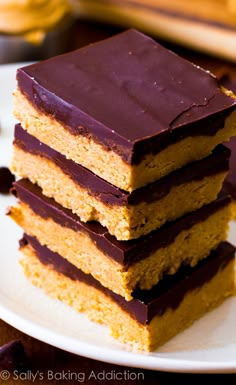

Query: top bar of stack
10,29,236,351
14,29,236,193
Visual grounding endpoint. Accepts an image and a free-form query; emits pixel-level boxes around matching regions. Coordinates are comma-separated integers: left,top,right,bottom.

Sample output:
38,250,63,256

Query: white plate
1,63,236,374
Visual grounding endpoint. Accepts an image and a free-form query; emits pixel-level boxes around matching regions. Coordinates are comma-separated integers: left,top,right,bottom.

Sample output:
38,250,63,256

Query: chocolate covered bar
9,178,232,300
11,124,230,240
13,29,236,192
19,234,235,351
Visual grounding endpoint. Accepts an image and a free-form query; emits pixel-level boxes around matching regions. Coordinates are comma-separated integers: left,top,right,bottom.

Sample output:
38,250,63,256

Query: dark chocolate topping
0,167,15,194
0,340,29,372
16,29,236,164
13,178,231,267
21,234,235,324
14,124,230,205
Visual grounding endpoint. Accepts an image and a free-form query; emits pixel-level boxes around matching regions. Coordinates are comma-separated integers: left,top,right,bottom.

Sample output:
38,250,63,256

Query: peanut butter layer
9,178,232,300
19,236,235,351
14,29,236,191
11,144,228,240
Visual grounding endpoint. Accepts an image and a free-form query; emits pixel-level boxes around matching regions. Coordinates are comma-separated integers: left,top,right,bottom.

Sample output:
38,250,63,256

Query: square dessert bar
11,124,230,240
19,235,235,351
14,29,236,192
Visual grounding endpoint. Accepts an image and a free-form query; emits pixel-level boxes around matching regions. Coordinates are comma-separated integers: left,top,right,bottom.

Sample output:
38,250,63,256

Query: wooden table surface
1,18,236,384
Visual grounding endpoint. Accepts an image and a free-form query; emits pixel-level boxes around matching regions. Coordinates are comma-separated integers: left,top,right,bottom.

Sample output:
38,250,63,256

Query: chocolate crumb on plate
0,340,29,371
0,167,15,194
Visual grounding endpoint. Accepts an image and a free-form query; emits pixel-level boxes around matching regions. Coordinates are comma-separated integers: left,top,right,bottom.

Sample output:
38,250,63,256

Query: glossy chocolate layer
14,124,230,205
20,234,235,324
16,29,236,164
13,178,231,267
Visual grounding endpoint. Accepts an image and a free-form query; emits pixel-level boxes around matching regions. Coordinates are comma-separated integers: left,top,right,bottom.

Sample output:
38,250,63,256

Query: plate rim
1,302,236,374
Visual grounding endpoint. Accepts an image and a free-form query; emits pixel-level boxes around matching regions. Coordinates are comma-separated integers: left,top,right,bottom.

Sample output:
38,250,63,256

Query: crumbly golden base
11,145,226,240
13,88,236,192
20,244,235,351
10,201,231,300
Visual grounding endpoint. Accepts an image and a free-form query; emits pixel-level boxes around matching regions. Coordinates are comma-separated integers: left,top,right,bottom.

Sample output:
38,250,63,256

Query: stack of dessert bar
9,30,236,351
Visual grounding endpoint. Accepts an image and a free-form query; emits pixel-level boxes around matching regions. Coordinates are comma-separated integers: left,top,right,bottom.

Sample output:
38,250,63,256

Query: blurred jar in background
0,0,74,63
